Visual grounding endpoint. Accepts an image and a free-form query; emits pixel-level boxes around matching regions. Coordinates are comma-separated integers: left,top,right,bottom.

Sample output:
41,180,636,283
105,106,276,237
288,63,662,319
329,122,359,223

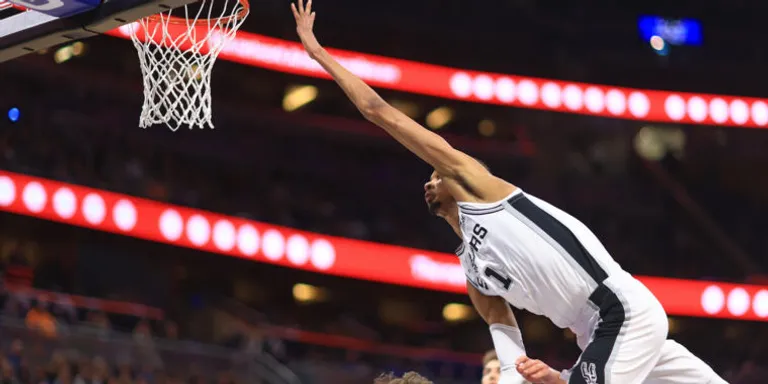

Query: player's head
481,350,500,384
424,170,456,217
424,157,490,218
374,371,433,384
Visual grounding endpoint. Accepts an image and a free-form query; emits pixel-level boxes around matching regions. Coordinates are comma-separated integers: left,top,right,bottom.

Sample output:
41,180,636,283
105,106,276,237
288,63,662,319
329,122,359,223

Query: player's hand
291,0,322,57
515,356,561,384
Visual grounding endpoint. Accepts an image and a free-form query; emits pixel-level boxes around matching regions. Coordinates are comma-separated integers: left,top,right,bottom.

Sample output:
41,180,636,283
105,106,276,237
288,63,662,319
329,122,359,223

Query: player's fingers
290,3,299,19
533,362,553,379
521,360,543,375
518,359,536,373
515,356,529,365
310,12,316,24
530,366,550,381
306,0,312,14
298,0,304,14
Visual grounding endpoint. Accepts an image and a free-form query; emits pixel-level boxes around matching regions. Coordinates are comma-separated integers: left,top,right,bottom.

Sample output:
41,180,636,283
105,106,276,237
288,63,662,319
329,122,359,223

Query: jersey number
484,267,512,290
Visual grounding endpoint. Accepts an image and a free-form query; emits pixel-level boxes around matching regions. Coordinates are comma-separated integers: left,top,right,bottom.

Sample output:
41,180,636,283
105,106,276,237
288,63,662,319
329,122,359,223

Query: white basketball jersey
456,188,629,331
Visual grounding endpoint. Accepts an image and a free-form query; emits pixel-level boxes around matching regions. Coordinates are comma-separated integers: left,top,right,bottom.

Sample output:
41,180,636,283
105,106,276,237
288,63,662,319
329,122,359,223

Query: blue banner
638,16,703,46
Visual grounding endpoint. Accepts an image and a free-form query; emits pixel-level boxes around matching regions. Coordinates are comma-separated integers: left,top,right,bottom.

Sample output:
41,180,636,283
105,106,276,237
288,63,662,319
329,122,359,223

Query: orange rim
145,0,250,25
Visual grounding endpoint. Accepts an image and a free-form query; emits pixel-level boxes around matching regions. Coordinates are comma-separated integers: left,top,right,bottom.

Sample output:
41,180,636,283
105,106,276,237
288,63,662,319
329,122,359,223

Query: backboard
0,0,197,62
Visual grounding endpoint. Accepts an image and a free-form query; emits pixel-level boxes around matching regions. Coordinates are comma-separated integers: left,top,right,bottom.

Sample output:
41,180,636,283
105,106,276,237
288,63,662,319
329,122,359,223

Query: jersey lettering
469,224,487,252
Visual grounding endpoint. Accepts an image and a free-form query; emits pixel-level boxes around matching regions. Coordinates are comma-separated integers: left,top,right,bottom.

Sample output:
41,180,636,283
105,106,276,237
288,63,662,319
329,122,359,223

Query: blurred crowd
0,301,248,384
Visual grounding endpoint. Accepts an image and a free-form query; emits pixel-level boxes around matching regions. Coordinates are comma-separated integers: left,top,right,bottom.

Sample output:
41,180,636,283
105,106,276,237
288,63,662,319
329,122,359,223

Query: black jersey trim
508,195,609,283
458,205,505,216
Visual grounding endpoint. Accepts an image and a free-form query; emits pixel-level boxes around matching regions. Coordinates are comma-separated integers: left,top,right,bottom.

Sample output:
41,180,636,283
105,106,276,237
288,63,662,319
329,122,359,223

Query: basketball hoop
126,0,249,131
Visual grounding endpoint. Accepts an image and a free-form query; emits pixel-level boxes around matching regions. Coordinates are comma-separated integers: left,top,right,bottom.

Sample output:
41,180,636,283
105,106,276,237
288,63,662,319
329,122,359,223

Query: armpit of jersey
454,243,466,257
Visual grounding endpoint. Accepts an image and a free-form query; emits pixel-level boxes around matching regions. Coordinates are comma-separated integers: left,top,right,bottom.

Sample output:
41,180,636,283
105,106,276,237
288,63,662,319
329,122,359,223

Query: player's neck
441,206,462,238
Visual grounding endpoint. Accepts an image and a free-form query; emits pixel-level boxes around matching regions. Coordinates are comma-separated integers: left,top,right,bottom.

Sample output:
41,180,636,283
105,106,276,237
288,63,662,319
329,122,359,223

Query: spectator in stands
1,358,16,384
46,351,67,382
481,350,500,384
72,358,93,384
55,364,73,384
25,299,57,338
6,340,22,376
92,357,110,383
133,319,153,344
51,291,77,325
82,311,111,339
30,366,47,384
163,320,178,340
115,361,134,384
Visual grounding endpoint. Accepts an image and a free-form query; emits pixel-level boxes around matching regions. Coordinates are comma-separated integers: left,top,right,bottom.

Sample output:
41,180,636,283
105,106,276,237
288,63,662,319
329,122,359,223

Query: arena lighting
104,26,768,128
292,283,324,303
442,303,474,322
634,125,686,160
52,42,87,64
638,16,702,47
426,106,453,129
649,35,669,57
2,170,768,322
7,107,19,122
54,45,73,64
650,35,665,51
478,119,496,137
70,41,86,56
282,85,318,112
634,126,665,160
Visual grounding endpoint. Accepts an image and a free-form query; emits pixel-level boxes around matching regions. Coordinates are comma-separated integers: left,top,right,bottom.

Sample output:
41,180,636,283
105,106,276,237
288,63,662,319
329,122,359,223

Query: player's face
481,359,500,384
424,170,453,216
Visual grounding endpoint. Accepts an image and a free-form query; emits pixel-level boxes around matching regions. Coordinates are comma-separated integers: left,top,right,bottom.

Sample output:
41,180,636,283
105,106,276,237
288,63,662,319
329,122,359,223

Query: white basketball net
127,0,248,131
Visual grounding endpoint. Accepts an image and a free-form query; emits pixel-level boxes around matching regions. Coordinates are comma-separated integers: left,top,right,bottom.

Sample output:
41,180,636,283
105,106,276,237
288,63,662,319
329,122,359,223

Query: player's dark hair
374,371,433,384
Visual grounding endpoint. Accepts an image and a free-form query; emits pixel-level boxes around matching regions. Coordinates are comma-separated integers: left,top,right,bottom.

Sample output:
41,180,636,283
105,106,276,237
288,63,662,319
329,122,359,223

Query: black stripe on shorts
568,285,625,384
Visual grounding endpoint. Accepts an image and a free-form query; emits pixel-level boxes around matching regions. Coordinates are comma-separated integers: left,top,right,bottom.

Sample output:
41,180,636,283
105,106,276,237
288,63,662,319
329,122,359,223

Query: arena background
1,0,768,383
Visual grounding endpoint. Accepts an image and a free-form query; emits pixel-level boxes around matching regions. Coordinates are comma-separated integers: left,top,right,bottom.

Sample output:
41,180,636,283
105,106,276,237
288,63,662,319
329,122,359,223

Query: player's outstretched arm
291,1,501,194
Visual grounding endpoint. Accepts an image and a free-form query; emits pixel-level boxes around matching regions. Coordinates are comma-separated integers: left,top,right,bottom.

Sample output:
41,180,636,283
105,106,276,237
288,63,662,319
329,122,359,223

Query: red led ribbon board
102,24,768,128
1,170,767,321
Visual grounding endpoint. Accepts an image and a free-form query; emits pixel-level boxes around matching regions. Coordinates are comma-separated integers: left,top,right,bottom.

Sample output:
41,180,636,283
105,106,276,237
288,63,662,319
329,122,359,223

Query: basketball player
292,2,727,383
